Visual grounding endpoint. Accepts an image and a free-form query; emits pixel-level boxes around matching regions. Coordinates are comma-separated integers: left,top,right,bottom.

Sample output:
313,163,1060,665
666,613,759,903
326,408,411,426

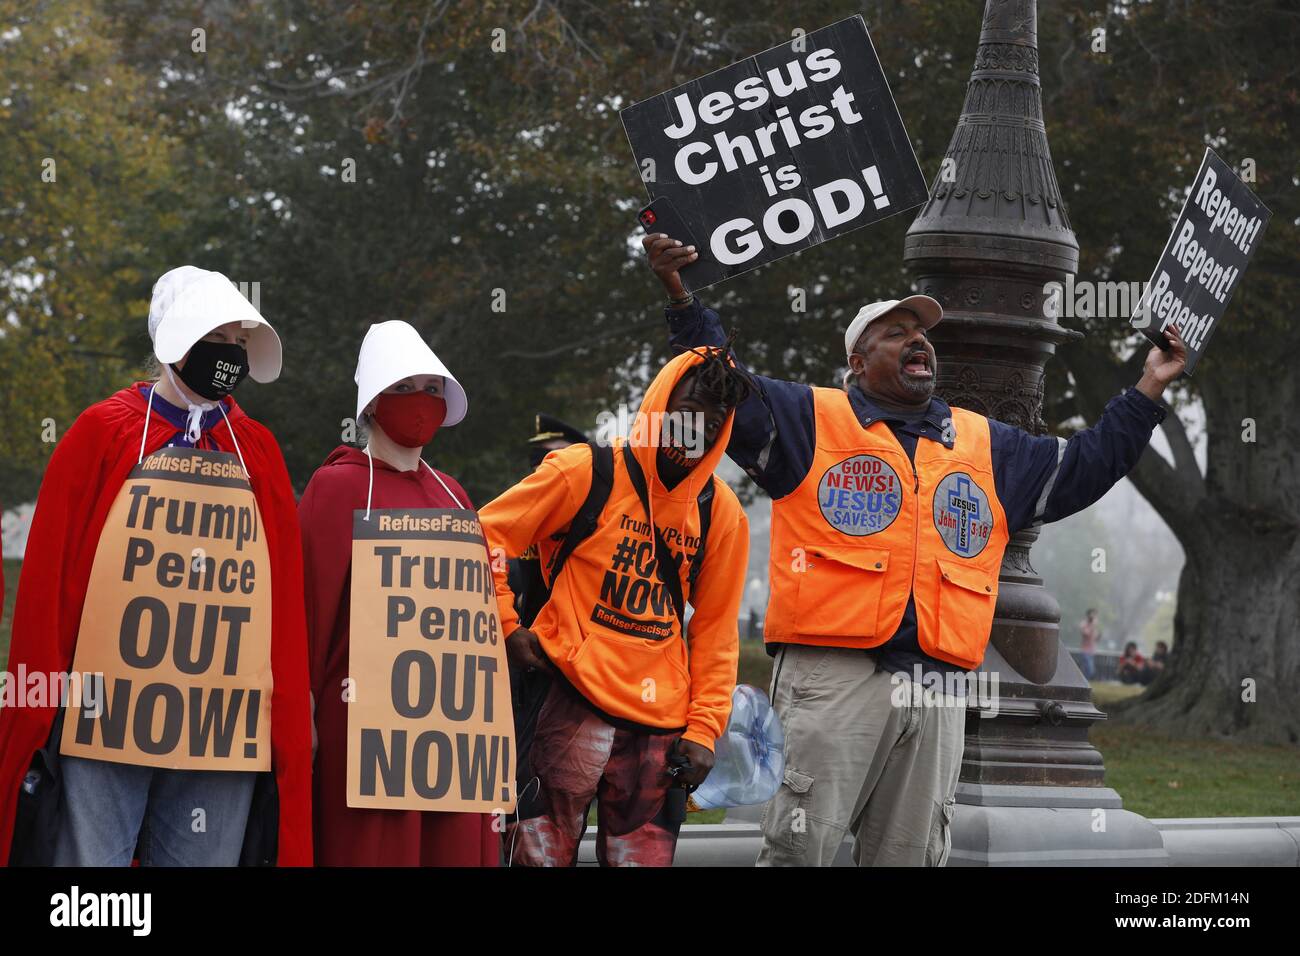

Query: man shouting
644,234,1187,867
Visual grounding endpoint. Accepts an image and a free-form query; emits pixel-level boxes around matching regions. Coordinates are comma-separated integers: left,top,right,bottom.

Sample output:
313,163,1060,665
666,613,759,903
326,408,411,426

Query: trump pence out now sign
347,508,515,814
61,447,273,771
622,15,928,290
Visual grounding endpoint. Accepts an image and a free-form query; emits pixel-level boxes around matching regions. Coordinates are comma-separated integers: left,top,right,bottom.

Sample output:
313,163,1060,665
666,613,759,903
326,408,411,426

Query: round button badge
933,471,993,557
816,455,904,536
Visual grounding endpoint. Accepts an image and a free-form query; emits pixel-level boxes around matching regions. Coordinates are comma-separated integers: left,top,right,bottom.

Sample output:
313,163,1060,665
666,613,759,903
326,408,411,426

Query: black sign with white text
622,16,928,291
1131,147,1271,375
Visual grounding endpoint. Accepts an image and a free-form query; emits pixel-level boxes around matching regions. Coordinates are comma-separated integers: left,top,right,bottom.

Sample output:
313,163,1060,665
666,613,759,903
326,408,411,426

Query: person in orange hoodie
480,346,751,866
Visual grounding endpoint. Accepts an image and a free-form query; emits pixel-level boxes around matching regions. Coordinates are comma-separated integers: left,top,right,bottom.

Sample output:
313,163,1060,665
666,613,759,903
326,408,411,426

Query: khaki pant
757,644,964,867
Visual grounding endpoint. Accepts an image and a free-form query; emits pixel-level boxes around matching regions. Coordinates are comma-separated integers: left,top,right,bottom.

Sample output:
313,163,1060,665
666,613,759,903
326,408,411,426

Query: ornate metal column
903,0,1166,863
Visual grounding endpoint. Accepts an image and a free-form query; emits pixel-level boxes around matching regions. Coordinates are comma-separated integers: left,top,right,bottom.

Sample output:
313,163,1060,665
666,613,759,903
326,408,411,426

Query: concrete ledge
950,805,1168,866
957,782,1124,810
571,814,1300,866
1152,817,1300,867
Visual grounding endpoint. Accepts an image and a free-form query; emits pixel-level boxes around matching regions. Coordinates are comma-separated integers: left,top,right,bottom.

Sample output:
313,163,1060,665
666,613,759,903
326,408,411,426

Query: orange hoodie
479,349,749,750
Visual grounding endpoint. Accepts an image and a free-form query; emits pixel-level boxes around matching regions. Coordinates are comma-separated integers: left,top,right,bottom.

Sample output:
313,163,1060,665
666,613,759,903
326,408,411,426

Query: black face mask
174,339,250,401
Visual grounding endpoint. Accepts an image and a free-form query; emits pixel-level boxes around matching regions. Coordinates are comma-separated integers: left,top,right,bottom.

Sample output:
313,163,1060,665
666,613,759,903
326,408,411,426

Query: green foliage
0,559,18,669
91,0,1297,510
0,0,183,502
85,0,990,500
1042,0,1298,523
2,2,1293,501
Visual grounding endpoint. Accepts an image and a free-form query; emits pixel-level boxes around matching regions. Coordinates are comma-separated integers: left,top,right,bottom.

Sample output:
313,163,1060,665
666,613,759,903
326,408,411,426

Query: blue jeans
53,756,257,866
1080,652,1095,680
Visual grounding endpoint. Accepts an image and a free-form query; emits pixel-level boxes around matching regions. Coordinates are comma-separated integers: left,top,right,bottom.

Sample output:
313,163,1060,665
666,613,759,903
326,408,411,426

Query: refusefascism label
347,508,516,814
818,455,903,536
61,447,273,771
621,15,928,291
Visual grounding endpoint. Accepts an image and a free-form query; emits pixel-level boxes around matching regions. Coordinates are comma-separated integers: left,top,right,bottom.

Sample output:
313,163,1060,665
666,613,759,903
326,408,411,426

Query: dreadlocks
675,328,755,410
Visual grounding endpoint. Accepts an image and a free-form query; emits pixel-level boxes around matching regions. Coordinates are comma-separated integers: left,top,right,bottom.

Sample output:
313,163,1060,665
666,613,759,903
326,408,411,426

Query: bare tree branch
498,318,661,359
1061,336,1206,533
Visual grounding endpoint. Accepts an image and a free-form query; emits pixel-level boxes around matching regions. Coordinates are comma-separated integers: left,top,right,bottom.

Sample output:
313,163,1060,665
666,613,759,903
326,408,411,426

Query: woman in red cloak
300,320,498,866
0,266,312,866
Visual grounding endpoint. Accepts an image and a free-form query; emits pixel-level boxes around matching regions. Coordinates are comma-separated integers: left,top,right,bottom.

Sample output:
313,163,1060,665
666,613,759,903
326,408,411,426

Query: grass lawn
1090,682,1299,818
1091,682,1145,709
737,639,774,691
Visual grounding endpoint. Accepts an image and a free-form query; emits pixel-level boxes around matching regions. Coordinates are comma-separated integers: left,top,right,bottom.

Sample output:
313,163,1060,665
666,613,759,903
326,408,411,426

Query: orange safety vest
765,387,1009,669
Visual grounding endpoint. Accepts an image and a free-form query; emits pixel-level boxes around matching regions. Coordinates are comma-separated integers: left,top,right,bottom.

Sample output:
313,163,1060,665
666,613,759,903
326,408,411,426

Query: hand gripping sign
1130,147,1271,375
622,15,928,291
61,447,273,771
347,508,516,814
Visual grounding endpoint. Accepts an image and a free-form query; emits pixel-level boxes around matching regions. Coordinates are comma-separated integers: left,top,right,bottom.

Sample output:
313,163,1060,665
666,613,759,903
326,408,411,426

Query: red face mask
372,391,447,448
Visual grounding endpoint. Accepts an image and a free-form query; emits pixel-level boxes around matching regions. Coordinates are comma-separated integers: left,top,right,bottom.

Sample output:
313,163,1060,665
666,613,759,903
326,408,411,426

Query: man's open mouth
903,351,932,378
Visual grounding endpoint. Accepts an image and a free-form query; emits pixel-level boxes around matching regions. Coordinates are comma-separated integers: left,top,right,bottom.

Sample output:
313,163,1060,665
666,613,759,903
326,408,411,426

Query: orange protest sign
61,446,273,770
346,508,515,813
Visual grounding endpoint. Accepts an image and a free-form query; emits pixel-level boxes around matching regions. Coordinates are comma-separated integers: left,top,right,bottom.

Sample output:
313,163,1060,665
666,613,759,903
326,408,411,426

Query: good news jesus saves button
817,455,903,535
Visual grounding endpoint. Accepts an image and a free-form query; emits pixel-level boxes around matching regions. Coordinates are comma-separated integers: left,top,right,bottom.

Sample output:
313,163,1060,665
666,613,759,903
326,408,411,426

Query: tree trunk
1063,308,1300,745
1108,518,1300,744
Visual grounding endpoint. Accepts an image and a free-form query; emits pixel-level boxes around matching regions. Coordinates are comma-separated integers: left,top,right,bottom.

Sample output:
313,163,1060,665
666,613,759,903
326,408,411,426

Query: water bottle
688,684,785,811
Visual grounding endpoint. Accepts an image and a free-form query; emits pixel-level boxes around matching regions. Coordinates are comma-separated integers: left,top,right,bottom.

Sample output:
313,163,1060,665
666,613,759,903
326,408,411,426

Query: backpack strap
543,443,716,640
621,447,689,637
687,476,715,593
544,441,614,587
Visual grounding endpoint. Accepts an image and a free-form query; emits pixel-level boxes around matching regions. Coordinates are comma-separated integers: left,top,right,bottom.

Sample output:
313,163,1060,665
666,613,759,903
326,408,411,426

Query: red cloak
299,445,499,866
0,384,313,865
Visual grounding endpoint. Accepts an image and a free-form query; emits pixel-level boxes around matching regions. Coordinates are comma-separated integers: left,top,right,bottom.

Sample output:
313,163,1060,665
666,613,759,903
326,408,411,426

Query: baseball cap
844,295,943,355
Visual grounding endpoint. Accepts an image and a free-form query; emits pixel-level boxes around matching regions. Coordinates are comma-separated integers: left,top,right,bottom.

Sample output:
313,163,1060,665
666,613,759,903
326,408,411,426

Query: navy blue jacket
667,299,1167,675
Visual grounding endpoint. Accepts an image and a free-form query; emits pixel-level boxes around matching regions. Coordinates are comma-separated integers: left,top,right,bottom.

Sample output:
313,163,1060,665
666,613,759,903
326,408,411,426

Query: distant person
1078,609,1100,680
525,412,588,471
1117,641,1149,686
1149,640,1169,676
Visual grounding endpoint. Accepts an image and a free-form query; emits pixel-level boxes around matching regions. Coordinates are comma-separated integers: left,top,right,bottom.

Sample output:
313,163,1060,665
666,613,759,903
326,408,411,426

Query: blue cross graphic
946,477,983,552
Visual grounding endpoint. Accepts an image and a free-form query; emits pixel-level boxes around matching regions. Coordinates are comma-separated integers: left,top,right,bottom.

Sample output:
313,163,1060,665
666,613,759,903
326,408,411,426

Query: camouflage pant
506,682,683,867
